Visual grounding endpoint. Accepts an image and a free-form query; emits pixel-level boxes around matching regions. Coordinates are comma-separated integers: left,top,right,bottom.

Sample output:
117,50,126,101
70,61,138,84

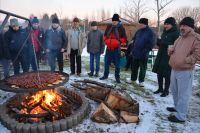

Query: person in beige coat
66,18,87,76
167,17,200,123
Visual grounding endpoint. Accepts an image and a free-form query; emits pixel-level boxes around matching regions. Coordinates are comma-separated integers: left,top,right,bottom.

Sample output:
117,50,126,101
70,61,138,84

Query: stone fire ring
0,87,90,133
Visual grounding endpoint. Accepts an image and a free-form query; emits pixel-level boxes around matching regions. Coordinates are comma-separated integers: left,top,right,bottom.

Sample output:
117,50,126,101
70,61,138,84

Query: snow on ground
0,56,200,133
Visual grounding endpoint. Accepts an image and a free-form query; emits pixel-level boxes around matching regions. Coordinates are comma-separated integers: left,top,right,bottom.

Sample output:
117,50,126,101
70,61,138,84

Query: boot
160,91,169,97
88,72,93,77
154,88,163,94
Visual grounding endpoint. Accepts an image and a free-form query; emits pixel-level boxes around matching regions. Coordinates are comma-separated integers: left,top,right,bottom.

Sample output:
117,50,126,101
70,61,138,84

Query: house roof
99,17,136,25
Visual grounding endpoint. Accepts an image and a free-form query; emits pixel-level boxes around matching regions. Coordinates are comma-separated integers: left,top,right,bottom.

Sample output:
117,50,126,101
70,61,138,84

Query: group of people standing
0,13,200,123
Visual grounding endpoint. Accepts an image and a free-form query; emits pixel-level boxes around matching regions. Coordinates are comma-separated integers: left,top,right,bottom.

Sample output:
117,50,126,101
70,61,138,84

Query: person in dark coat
4,18,31,75
45,17,67,72
87,21,105,77
126,18,155,87
152,17,179,97
0,32,11,78
100,14,127,83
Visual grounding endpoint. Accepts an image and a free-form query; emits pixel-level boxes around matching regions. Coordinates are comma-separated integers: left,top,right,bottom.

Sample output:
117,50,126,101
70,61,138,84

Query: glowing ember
20,90,63,121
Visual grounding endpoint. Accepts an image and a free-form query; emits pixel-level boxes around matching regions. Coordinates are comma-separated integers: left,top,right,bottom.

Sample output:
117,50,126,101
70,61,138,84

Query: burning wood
7,89,81,123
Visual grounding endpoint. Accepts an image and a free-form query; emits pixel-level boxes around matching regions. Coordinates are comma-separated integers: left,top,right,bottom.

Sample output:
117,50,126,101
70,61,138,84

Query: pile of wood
72,79,139,124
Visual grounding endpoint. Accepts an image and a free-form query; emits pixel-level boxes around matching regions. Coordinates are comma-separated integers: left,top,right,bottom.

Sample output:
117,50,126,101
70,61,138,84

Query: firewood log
120,111,139,123
91,102,118,123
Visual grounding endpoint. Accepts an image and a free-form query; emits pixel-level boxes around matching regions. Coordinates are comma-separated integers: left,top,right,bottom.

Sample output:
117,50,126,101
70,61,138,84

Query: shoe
166,107,177,112
94,73,99,77
88,72,93,77
100,76,107,80
153,89,163,94
70,73,75,76
116,79,121,83
126,78,133,84
168,115,185,123
139,82,144,87
160,91,169,97
77,73,81,76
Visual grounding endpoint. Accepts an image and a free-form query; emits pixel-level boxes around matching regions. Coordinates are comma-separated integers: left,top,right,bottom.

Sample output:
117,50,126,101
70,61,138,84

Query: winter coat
31,28,45,52
4,27,31,59
104,23,127,50
131,26,155,59
0,32,10,60
87,29,105,54
169,30,200,70
66,27,87,55
45,26,67,50
152,26,179,76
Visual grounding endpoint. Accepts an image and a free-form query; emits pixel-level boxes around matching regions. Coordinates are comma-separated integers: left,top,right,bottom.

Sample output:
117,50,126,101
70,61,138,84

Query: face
112,21,119,26
12,25,20,31
138,23,146,29
164,23,173,31
32,23,39,29
73,22,79,28
52,23,59,29
180,25,192,36
91,26,97,30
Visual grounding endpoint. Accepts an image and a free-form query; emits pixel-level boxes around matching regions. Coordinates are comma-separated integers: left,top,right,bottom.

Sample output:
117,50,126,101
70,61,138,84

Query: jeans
11,54,29,75
0,59,10,78
103,48,120,80
47,49,63,72
90,53,100,74
30,51,40,71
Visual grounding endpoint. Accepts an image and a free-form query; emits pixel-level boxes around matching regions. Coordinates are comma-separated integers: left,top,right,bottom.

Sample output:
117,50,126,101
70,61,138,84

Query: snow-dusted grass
0,56,200,133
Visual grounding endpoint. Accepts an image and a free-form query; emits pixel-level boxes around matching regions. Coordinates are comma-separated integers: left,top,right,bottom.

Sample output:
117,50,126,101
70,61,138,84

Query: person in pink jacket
167,17,200,123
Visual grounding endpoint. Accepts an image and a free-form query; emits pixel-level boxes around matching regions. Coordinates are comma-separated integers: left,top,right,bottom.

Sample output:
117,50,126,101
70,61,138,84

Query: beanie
139,18,148,25
52,17,60,24
179,17,194,29
112,14,120,21
31,17,39,24
164,17,176,26
91,21,98,26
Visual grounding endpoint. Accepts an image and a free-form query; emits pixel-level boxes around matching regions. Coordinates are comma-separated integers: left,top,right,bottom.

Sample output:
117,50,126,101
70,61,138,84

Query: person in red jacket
100,14,127,83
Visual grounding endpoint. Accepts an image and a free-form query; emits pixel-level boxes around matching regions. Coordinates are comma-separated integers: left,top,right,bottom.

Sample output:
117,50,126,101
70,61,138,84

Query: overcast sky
0,0,199,21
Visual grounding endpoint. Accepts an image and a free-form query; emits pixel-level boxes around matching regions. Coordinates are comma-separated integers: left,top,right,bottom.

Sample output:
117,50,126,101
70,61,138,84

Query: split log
120,111,139,123
120,103,139,115
105,91,133,110
70,83,86,90
91,102,118,123
40,105,60,118
75,79,114,89
85,86,110,102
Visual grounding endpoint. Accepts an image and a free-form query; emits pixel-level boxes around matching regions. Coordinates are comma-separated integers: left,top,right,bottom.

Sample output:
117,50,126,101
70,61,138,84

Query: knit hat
73,17,80,22
179,17,194,29
31,17,39,24
10,18,19,26
52,17,60,24
164,17,176,26
139,18,148,25
91,21,98,26
112,14,120,21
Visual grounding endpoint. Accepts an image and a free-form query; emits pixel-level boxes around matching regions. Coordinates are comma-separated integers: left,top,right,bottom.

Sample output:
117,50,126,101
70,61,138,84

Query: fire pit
0,87,89,133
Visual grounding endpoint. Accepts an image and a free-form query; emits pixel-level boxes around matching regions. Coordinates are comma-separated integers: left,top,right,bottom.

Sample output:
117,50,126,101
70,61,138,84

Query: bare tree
106,10,111,19
40,13,51,31
57,6,63,20
123,0,149,22
101,8,106,21
172,7,200,25
153,0,174,36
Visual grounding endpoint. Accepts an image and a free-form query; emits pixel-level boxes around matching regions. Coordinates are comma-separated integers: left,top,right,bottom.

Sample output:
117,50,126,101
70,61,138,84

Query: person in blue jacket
4,18,31,75
126,18,155,87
